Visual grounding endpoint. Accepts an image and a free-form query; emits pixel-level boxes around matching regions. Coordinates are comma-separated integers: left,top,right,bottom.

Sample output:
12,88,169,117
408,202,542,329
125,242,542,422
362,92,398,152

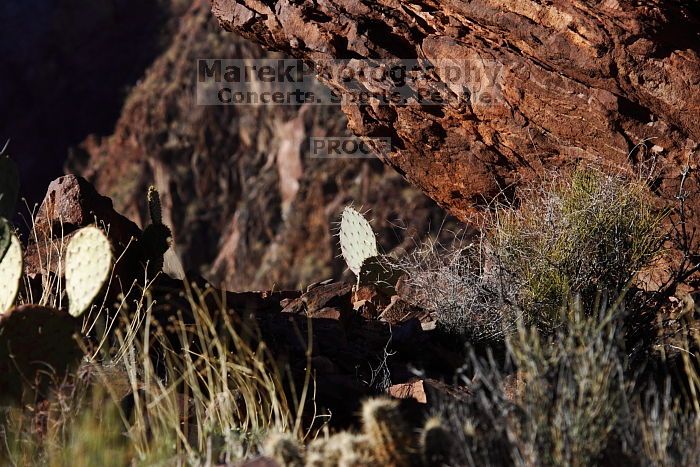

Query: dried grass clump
396,238,519,342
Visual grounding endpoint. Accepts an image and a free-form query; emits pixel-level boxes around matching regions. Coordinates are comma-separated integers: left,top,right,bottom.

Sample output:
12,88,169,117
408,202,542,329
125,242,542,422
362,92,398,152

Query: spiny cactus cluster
419,417,456,466
142,186,172,275
361,397,413,466
65,226,114,317
264,433,305,467
263,397,456,467
338,205,402,296
306,431,374,467
339,206,379,276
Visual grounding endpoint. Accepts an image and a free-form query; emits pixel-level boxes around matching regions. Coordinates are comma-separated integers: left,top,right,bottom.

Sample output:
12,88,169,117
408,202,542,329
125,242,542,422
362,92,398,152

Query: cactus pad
0,230,22,314
65,226,113,317
0,217,11,261
339,206,378,275
0,305,81,401
0,154,20,218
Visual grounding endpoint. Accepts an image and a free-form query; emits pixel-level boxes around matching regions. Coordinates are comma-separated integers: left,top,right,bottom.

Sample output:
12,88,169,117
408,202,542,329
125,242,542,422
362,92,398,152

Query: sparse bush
433,297,626,466
492,169,665,327
399,169,666,338
622,380,700,467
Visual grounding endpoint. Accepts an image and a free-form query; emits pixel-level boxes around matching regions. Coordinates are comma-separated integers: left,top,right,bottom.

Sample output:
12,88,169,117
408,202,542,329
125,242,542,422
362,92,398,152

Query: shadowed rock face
211,0,700,229
69,1,455,290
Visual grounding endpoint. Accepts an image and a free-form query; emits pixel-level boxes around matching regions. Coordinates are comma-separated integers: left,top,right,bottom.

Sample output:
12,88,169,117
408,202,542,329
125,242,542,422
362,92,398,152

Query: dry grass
2,169,697,466
2,268,314,465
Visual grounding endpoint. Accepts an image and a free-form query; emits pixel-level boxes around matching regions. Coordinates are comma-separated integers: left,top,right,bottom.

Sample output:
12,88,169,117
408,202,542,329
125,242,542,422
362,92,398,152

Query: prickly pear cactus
0,304,81,401
0,230,22,314
0,150,20,219
0,217,11,262
65,226,113,317
339,206,379,276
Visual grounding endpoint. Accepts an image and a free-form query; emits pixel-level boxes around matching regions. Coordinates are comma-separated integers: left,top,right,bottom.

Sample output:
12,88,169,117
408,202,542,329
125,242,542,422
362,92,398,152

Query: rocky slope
68,1,454,290
10,174,461,423
212,0,700,237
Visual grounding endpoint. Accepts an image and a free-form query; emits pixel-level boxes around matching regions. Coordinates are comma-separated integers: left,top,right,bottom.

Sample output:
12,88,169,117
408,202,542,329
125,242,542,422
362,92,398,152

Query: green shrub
491,169,665,327
398,169,665,338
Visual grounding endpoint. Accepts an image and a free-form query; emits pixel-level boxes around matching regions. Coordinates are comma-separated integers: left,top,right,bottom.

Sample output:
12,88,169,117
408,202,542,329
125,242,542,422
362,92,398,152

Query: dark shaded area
0,0,175,209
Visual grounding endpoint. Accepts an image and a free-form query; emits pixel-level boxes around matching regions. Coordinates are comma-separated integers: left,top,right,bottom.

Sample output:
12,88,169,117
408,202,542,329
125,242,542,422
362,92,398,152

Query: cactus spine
0,230,23,314
65,226,113,317
339,206,379,276
361,397,413,466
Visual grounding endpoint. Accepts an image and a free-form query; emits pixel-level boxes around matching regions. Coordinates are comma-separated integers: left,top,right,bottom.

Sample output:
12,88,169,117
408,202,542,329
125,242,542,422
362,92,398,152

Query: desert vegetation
2,1,699,466
2,153,700,466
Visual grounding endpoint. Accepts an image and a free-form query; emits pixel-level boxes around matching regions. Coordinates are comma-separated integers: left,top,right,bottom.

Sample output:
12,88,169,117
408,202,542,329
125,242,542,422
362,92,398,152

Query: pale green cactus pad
65,226,113,317
0,231,22,314
339,206,379,276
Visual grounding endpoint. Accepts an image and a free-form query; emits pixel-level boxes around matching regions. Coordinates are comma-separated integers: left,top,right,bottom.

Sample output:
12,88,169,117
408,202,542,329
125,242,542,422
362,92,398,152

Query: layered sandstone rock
212,0,700,230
